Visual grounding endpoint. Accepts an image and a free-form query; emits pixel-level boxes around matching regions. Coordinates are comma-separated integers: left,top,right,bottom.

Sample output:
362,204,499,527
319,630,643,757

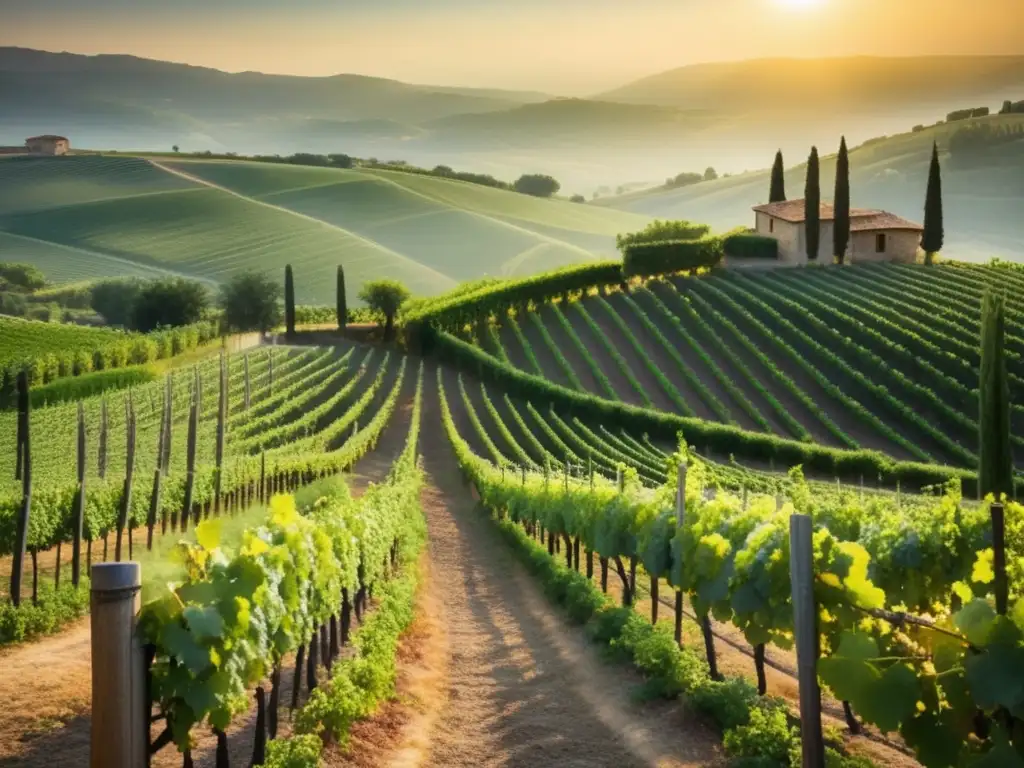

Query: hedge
429,328,982,494
404,260,623,337
723,231,779,259
621,236,724,279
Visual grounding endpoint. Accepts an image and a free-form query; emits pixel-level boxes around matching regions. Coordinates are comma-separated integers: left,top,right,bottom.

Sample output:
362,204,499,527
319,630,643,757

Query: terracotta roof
25,135,69,142
752,199,922,231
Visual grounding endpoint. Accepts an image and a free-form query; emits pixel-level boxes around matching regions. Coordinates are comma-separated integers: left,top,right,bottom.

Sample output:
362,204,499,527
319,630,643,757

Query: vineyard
2,254,1023,766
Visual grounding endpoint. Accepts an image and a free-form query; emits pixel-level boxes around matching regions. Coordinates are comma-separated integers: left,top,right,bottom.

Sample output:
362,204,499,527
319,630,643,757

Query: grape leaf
183,605,224,642
971,549,995,585
855,663,920,734
964,641,1024,714
161,623,213,674
818,656,878,703
956,600,998,647
196,519,222,551
901,712,963,768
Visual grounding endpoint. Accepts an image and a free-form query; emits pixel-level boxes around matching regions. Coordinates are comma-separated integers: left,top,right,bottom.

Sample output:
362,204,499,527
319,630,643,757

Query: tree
804,147,820,261
91,278,143,326
513,174,560,198
358,279,410,342
570,194,586,203
833,137,851,264
703,166,718,181
131,278,208,331
769,150,786,203
284,265,296,337
336,265,347,332
219,271,282,333
328,154,354,168
922,141,944,264
979,289,1012,499
0,262,46,292
172,145,180,153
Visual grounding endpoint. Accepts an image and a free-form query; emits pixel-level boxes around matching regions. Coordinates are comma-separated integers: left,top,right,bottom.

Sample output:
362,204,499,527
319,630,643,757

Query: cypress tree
922,141,944,265
769,150,786,203
804,147,820,261
336,264,347,332
833,137,850,264
284,264,296,337
979,290,1012,499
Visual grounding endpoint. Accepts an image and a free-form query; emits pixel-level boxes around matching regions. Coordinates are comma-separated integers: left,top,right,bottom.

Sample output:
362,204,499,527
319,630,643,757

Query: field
597,114,1024,262
461,261,1024,474
0,154,652,303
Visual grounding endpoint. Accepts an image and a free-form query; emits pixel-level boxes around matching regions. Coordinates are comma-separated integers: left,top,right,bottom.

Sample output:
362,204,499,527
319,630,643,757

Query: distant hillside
598,56,1024,113
595,114,1024,262
0,154,652,303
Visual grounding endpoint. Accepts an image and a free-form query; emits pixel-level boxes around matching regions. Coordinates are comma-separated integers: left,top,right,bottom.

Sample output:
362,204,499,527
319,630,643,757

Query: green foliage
923,141,945,259
513,173,560,198
616,219,711,250
263,735,322,768
132,278,210,332
358,279,411,341
0,262,46,292
284,265,296,337
91,278,144,327
621,236,724,279
723,231,779,260
805,146,821,261
336,265,347,331
0,578,91,646
28,365,156,408
833,136,850,264
769,150,786,203
219,271,283,333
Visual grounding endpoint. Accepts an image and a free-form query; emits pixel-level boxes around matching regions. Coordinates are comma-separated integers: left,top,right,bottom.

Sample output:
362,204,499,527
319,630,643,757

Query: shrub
359,279,411,341
723,230,779,259
131,278,209,332
90,278,144,327
513,174,560,198
570,194,586,203
0,262,46,292
219,270,283,333
621,236,724,278
617,219,711,250
263,734,322,768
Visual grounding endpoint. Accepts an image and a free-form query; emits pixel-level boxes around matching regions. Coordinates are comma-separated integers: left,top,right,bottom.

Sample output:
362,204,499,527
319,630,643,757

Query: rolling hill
0,154,652,303
596,113,1024,262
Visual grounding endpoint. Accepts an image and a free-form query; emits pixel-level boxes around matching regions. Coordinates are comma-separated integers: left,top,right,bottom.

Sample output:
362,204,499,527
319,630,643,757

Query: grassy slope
0,155,651,303
0,316,126,368
596,114,1024,261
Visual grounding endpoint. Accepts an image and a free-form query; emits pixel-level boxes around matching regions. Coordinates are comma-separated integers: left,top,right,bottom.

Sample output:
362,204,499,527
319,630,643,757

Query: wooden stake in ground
147,385,169,550
674,462,687,645
182,374,200,530
10,371,32,606
789,513,825,768
72,402,87,587
98,396,108,480
115,400,137,561
214,352,227,515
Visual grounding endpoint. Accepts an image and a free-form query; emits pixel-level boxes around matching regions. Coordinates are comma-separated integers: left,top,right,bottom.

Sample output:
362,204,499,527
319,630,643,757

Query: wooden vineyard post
244,352,251,411
98,396,108,480
789,513,825,768
674,462,686,646
147,385,169,551
10,371,31,606
90,562,145,768
72,402,87,587
991,502,1009,615
182,375,199,531
115,400,137,562
214,352,227,516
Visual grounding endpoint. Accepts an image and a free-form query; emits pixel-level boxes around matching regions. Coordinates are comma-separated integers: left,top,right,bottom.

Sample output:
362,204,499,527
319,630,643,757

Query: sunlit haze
3,0,1023,92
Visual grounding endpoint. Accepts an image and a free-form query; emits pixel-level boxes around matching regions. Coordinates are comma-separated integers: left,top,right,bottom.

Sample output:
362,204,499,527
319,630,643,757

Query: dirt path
414,366,723,768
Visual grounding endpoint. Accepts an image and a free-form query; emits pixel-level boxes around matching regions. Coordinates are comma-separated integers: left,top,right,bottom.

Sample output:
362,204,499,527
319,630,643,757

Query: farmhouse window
769,218,774,233
875,233,886,253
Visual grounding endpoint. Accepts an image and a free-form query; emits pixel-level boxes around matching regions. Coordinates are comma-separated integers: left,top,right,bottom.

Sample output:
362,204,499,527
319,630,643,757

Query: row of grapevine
140,360,426,764
438,368,1024,766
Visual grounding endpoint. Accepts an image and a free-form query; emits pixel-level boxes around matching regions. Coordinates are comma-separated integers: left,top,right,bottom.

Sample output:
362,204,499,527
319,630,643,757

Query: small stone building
751,199,923,264
25,135,70,156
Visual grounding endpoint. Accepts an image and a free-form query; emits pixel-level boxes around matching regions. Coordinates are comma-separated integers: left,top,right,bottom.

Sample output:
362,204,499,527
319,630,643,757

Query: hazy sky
4,0,1024,93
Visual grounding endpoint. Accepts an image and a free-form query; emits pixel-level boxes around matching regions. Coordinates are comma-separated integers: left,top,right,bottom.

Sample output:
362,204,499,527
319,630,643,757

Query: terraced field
479,261,1024,472
0,155,652,303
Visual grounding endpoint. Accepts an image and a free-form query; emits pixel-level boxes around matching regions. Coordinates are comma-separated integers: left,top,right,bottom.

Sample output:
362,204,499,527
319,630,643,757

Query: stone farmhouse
25,134,70,155
752,199,923,264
